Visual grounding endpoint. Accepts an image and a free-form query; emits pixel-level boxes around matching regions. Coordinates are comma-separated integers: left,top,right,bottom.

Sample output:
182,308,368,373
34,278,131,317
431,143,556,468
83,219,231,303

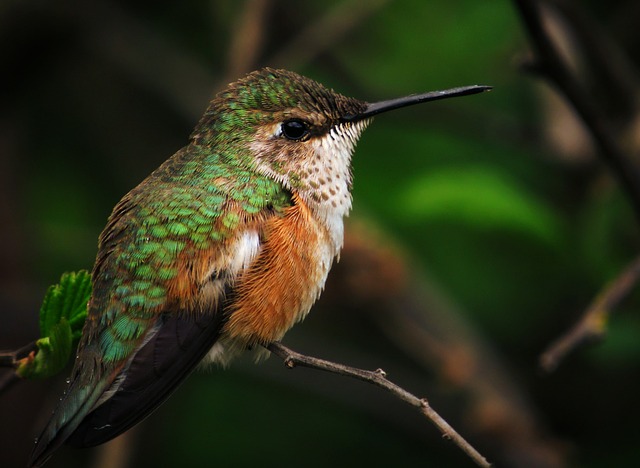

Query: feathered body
29,68,369,466
29,67,489,467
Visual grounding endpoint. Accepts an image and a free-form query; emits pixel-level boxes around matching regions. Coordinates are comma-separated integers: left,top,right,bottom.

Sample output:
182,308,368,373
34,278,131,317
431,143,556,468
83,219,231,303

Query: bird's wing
29,176,286,467
66,307,228,447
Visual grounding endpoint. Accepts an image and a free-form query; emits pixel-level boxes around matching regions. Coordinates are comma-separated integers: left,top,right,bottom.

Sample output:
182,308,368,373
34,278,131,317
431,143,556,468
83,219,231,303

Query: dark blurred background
2,0,640,467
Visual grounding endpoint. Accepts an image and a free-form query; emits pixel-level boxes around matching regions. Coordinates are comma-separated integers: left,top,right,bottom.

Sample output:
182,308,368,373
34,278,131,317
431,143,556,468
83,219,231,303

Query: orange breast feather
223,195,332,346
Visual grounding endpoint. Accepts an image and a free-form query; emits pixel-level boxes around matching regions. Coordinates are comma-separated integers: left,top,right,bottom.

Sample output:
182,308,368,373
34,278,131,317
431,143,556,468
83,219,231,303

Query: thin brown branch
0,341,37,368
0,341,37,394
541,255,640,372
267,0,391,70
0,354,16,368
224,0,272,81
553,0,640,109
266,341,491,468
513,0,640,221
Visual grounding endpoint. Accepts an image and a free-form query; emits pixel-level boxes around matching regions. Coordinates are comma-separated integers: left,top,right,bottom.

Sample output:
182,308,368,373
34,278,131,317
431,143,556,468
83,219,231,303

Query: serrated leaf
39,270,92,339
21,271,92,380
39,284,61,339
17,318,73,379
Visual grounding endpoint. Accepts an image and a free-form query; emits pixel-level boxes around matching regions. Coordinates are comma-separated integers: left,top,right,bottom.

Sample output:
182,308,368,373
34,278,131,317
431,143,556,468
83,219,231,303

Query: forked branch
0,341,37,369
541,255,640,371
266,341,491,468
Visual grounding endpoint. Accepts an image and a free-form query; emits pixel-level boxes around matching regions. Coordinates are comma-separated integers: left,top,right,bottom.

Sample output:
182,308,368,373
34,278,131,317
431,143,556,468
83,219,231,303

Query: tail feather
28,376,114,467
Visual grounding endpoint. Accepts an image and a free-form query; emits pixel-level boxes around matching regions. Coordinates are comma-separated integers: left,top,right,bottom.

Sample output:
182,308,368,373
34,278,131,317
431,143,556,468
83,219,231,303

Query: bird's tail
28,367,115,467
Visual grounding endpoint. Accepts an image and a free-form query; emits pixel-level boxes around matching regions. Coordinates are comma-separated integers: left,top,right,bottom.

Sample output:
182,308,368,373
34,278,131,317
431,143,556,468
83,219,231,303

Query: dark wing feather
66,300,228,447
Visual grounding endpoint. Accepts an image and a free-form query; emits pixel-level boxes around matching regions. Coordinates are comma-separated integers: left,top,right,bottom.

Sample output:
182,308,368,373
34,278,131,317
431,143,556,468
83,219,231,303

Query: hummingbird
29,68,490,466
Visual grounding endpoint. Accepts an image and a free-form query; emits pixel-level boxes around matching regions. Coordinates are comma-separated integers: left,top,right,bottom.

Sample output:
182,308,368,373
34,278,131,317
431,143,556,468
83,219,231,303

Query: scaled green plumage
93,147,291,363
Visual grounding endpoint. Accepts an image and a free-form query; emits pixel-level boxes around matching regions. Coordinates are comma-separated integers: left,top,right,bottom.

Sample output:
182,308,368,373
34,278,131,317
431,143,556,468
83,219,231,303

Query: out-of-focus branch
267,0,391,70
513,0,640,221
50,0,392,125
267,341,491,468
0,341,37,369
224,0,272,81
514,0,640,369
541,255,640,371
0,341,37,394
552,0,640,114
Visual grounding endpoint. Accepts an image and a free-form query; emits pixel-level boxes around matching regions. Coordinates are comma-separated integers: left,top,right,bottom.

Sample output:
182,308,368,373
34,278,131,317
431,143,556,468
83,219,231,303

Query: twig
266,341,491,468
224,0,272,81
513,0,640,222
0,341,38,368
540,255,640,372
0,354,15,368
0,341,37,394
267,0,392,70
552,0,640,110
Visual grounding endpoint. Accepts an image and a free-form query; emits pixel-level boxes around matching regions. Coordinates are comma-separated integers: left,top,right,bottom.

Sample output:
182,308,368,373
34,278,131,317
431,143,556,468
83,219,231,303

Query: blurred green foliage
397,166,562,244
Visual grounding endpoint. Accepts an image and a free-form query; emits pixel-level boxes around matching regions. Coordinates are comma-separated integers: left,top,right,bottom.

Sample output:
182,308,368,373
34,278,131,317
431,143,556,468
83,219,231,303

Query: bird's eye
281,119,309,141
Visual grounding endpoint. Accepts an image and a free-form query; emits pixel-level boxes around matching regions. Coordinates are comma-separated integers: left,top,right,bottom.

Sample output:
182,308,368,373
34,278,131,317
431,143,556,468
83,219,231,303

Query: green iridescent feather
88,147,290,363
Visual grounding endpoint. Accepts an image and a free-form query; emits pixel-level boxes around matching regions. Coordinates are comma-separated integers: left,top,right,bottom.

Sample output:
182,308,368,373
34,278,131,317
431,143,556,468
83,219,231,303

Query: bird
29,67,490,466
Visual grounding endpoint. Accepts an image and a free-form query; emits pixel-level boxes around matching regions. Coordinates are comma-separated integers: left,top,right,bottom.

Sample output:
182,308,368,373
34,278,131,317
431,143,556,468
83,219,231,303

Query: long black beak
342,85,492,122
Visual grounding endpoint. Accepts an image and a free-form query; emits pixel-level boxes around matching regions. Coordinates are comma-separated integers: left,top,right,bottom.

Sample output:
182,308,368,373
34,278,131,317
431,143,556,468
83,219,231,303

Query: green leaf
19,271,92,379
17,318,73,379
39,270,92,339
